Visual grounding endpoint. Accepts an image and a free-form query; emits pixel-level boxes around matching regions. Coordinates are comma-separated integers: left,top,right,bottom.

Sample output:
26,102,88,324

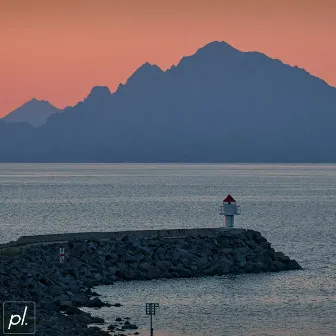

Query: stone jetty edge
0,228,302,336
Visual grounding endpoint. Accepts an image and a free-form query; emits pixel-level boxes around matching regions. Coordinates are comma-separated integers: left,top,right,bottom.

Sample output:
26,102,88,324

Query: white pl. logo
2,301,36,334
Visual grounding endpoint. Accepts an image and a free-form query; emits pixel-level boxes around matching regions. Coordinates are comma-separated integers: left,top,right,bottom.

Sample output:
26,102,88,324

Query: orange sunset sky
1,0,335,117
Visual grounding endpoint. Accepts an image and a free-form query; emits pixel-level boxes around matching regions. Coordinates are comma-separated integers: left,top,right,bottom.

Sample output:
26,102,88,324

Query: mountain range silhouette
1,41,336,162
3,98,62,127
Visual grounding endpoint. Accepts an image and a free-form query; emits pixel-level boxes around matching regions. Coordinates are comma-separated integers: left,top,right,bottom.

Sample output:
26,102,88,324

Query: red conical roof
223,194,236,203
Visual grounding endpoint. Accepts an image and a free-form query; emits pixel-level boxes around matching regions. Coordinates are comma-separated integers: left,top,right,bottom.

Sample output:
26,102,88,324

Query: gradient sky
1,0,335,117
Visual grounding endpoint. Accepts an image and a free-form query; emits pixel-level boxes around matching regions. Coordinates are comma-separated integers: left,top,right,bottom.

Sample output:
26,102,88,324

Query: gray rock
273,251,290,262
71,294,89,306
108,266,117,274
86,297,105,308
108,324,117,330
219,247,234,255
234,251,247,267
146,265,160,279
285,259,303,270
123,323,138,330
272,261,285,271
59,300,72,308
94,273,103,282
58,293,69,301
235,246,250,255
23,277,34,287
215,257,234,274
138,262,152,272
155,260,173,270
90,316,105,323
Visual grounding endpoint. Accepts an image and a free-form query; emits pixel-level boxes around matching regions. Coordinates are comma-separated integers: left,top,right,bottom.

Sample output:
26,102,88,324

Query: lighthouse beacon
218,194,241,228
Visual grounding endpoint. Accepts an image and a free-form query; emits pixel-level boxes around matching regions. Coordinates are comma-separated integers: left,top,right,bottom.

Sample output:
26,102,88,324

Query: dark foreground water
0,164,335,335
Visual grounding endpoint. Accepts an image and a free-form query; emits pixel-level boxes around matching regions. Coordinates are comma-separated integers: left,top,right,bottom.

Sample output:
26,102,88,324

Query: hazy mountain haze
3,98,62,127
1,41,336,162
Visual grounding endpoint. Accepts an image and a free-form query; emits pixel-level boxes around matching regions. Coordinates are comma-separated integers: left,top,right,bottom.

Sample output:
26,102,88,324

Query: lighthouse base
224,215,234,228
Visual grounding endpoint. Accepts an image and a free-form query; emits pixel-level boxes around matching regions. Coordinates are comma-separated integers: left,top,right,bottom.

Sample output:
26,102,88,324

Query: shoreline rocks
0,229,302,335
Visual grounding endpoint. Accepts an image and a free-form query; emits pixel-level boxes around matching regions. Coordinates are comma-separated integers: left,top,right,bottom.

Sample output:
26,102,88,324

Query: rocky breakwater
0,229,302,335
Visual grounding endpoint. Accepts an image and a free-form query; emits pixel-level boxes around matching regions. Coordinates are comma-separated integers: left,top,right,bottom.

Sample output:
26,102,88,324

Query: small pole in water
59,248,65,263
150,314,153,336
146,303,159,336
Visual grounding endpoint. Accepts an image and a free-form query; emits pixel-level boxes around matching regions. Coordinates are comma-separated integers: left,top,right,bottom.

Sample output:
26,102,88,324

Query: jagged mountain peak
26,98,51,105
137,62,162,73
125,62,163,85
175,40,240,69
89,86,111,96
198,40,238,52
3,98,62,127
84,86,112,103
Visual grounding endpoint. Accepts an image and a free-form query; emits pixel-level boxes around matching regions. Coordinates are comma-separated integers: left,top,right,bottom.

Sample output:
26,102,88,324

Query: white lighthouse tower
218,194,241,228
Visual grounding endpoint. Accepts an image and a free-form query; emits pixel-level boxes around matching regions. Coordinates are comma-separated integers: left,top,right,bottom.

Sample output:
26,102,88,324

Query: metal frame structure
146,303,159,336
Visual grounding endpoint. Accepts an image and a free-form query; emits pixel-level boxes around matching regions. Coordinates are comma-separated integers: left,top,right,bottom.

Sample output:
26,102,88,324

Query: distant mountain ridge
1,40,336,162
3,98,62,127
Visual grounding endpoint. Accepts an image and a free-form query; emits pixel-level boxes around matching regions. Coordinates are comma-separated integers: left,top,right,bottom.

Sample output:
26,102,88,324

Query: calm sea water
0,164,335,335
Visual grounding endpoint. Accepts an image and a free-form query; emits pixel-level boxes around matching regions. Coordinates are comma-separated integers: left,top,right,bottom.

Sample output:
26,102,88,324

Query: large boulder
214,256,234,274
234,251,247,268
